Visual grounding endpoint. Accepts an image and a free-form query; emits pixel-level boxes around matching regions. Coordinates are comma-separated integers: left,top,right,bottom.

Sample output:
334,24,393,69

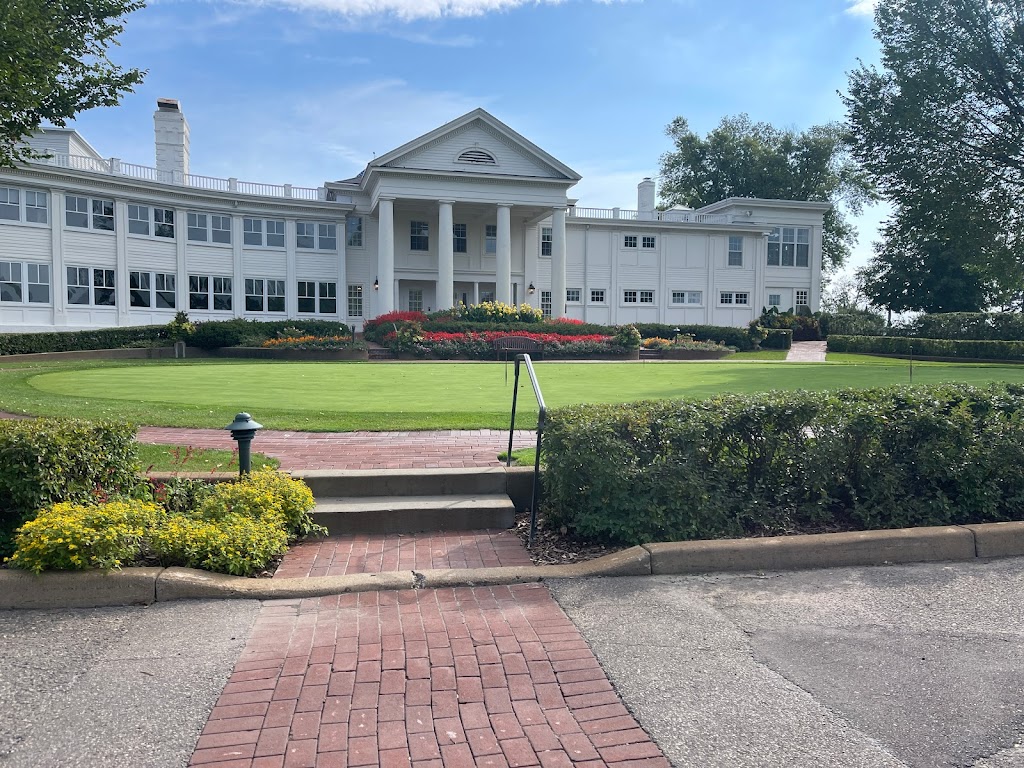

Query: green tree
658,114,875,274
0,0,145,168
844,0,1024,304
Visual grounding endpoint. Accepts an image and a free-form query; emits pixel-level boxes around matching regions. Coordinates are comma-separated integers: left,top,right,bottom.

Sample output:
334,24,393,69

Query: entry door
408,289,423,312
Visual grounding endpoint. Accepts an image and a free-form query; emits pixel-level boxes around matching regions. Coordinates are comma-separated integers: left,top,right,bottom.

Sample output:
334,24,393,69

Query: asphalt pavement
550,558,1024,768
0,600,259,768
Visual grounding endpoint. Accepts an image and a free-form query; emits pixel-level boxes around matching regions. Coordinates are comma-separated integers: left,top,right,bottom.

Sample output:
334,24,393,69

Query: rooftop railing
29,153,352,204
568,206,731,224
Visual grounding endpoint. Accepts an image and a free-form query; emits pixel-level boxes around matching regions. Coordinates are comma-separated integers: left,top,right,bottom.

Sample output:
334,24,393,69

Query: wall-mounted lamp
528,282,535,295
373,277,379,291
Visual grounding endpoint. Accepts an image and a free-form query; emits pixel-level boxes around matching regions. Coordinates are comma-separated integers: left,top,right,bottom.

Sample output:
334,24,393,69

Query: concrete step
312,493,516,534
292,468,509,499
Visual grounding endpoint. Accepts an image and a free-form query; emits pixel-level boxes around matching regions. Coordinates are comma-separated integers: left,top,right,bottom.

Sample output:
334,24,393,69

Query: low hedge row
901,312,1024,341
0,419,139,554
828,335,1024,361
190,319,351,350
542,384,1024,545
631,324,759,351
760,329,793,350
0,326,169,356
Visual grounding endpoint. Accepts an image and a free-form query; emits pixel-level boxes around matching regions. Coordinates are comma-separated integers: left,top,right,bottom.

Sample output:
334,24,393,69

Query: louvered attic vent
457,149,496,164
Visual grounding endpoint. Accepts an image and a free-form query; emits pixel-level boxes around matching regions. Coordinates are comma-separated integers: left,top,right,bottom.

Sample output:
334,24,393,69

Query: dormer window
457,148,496,165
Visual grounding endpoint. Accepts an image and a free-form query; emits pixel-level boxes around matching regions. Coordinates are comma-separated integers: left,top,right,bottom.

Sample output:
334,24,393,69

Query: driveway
551,558,1024,768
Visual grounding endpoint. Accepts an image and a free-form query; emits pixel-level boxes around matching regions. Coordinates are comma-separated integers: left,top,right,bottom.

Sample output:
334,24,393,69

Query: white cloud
229,0,620,20
845,0,877,16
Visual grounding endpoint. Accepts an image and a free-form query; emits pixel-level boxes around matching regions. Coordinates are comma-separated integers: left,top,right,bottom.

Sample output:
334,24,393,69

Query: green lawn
1,356,1023,431
136,443,279,473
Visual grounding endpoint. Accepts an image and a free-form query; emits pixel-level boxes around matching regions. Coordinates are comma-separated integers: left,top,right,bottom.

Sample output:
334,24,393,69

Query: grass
2,355,1024,431
135,443,279,473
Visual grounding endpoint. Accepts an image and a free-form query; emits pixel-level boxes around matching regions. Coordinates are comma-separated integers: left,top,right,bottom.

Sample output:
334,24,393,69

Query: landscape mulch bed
513,511,625,566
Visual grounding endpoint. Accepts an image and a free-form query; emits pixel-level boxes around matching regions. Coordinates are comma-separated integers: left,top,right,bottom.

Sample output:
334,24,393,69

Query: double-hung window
296,222,338,250
245,278,286,312
346,217,363,247
720,291,749,305
728,236,743,267
67,266,114,306
540,290,552,318
189,275,232,311
296,222,316,249
767,227,811,267
128,205,150,235
298,281,337,314
672,290,702,305
66,196,114,231
0,187,44,222
0,188,18,220
0,261,22,302
453,224,467,253
347,284,363,317
153,208,174,238
485,225,497,254
130,271,176,309
566,288,581,304
410,221,429,251
187,212,231,243
541,227,552,257
3,262,51,303
243,218,285,247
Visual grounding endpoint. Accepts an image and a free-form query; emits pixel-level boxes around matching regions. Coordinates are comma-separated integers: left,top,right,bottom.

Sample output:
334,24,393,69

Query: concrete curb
3,523,1024,610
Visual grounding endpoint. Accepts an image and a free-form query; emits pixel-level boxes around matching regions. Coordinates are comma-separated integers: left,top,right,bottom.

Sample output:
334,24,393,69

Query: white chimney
638,177,656,220
154,98,190,181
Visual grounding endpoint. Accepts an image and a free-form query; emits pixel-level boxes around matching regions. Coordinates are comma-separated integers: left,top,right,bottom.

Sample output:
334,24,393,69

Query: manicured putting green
20,357,1024,431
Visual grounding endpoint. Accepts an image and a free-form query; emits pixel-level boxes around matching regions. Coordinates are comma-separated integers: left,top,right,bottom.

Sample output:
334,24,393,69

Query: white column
473,282,479,305
496,204,512,304
337,214,347,320
377,197,395,316
438,200,454,310
231,215,244,317
50,189,66,326
551,207,567,318
114,199,130,324
285,219,297,318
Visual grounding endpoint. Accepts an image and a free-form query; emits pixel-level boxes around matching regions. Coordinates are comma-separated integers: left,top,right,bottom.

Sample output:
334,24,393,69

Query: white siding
241,250,285,276
296,253,339,281
126,237,176,272
187,244,232,274
391,124,561,179
0,224,51,262
64,230,115,267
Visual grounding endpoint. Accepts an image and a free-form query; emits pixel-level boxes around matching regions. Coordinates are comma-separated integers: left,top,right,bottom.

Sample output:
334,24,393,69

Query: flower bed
383,328,638,360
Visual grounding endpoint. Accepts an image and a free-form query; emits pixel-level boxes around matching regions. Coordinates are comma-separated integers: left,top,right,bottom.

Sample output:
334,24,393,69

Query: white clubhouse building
0,100,828,333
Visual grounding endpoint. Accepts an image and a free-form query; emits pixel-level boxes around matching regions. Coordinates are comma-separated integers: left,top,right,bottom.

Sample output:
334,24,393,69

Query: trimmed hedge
0,419,139,556
761,328,793,350
189,319,351,350
0,325,169,356
819,311,887,338
827,335,1024,361
632,323,759,351
542,384,1024,545
899,312,1024,341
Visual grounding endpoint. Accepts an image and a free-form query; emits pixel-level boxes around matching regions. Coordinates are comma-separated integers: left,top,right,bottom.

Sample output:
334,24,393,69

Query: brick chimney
154,98,190,181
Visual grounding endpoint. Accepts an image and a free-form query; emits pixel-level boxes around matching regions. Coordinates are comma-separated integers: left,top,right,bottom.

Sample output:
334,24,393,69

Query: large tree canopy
845,0,1024,309
658,114,874,274
0,0,145,168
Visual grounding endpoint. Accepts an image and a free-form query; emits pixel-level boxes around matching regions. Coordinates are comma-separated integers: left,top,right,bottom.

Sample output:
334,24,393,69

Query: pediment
371,110,580,182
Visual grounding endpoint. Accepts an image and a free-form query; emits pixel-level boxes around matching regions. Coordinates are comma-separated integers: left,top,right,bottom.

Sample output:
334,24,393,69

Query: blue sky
67,0,885,272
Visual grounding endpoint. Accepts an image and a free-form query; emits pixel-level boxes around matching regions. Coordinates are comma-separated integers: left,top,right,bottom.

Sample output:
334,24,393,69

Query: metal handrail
507,353,546,547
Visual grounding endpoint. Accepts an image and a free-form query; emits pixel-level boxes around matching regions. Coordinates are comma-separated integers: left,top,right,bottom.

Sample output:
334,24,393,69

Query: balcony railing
29,153,352,204
568,206,731,225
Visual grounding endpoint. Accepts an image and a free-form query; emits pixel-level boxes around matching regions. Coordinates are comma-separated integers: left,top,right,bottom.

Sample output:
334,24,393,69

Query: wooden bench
492,336,544,362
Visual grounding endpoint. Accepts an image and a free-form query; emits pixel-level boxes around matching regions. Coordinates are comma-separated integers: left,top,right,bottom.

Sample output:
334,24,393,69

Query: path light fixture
528,282,535,295
373,277,379,291
225,412,263,475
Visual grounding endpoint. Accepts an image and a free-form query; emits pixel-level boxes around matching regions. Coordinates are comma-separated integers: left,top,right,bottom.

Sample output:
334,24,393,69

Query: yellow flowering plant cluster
148,512,289,576
7,468,321,576
452,301,543,324
8,501,162,573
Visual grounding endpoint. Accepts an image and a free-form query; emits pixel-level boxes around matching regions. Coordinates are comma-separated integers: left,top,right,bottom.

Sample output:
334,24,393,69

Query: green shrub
148,511,289,576
754,308,822,340
190,319,351,350
0,419,140,555
761,329,793,350
199,467,318,536
828,335,1024,361
7,500,162,573
633,323,759,351
898,312,1024,341
819,310,887,337
541,384,1024,545
0,326,169,356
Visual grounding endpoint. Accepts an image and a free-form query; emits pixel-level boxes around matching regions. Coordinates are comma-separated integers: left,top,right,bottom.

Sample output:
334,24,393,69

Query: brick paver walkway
274,532,533,579
785,341,827,362
136,428,537,470
189,587,669,768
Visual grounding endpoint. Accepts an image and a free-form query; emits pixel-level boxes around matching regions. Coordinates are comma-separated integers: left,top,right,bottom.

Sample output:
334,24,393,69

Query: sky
66,0,887,273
